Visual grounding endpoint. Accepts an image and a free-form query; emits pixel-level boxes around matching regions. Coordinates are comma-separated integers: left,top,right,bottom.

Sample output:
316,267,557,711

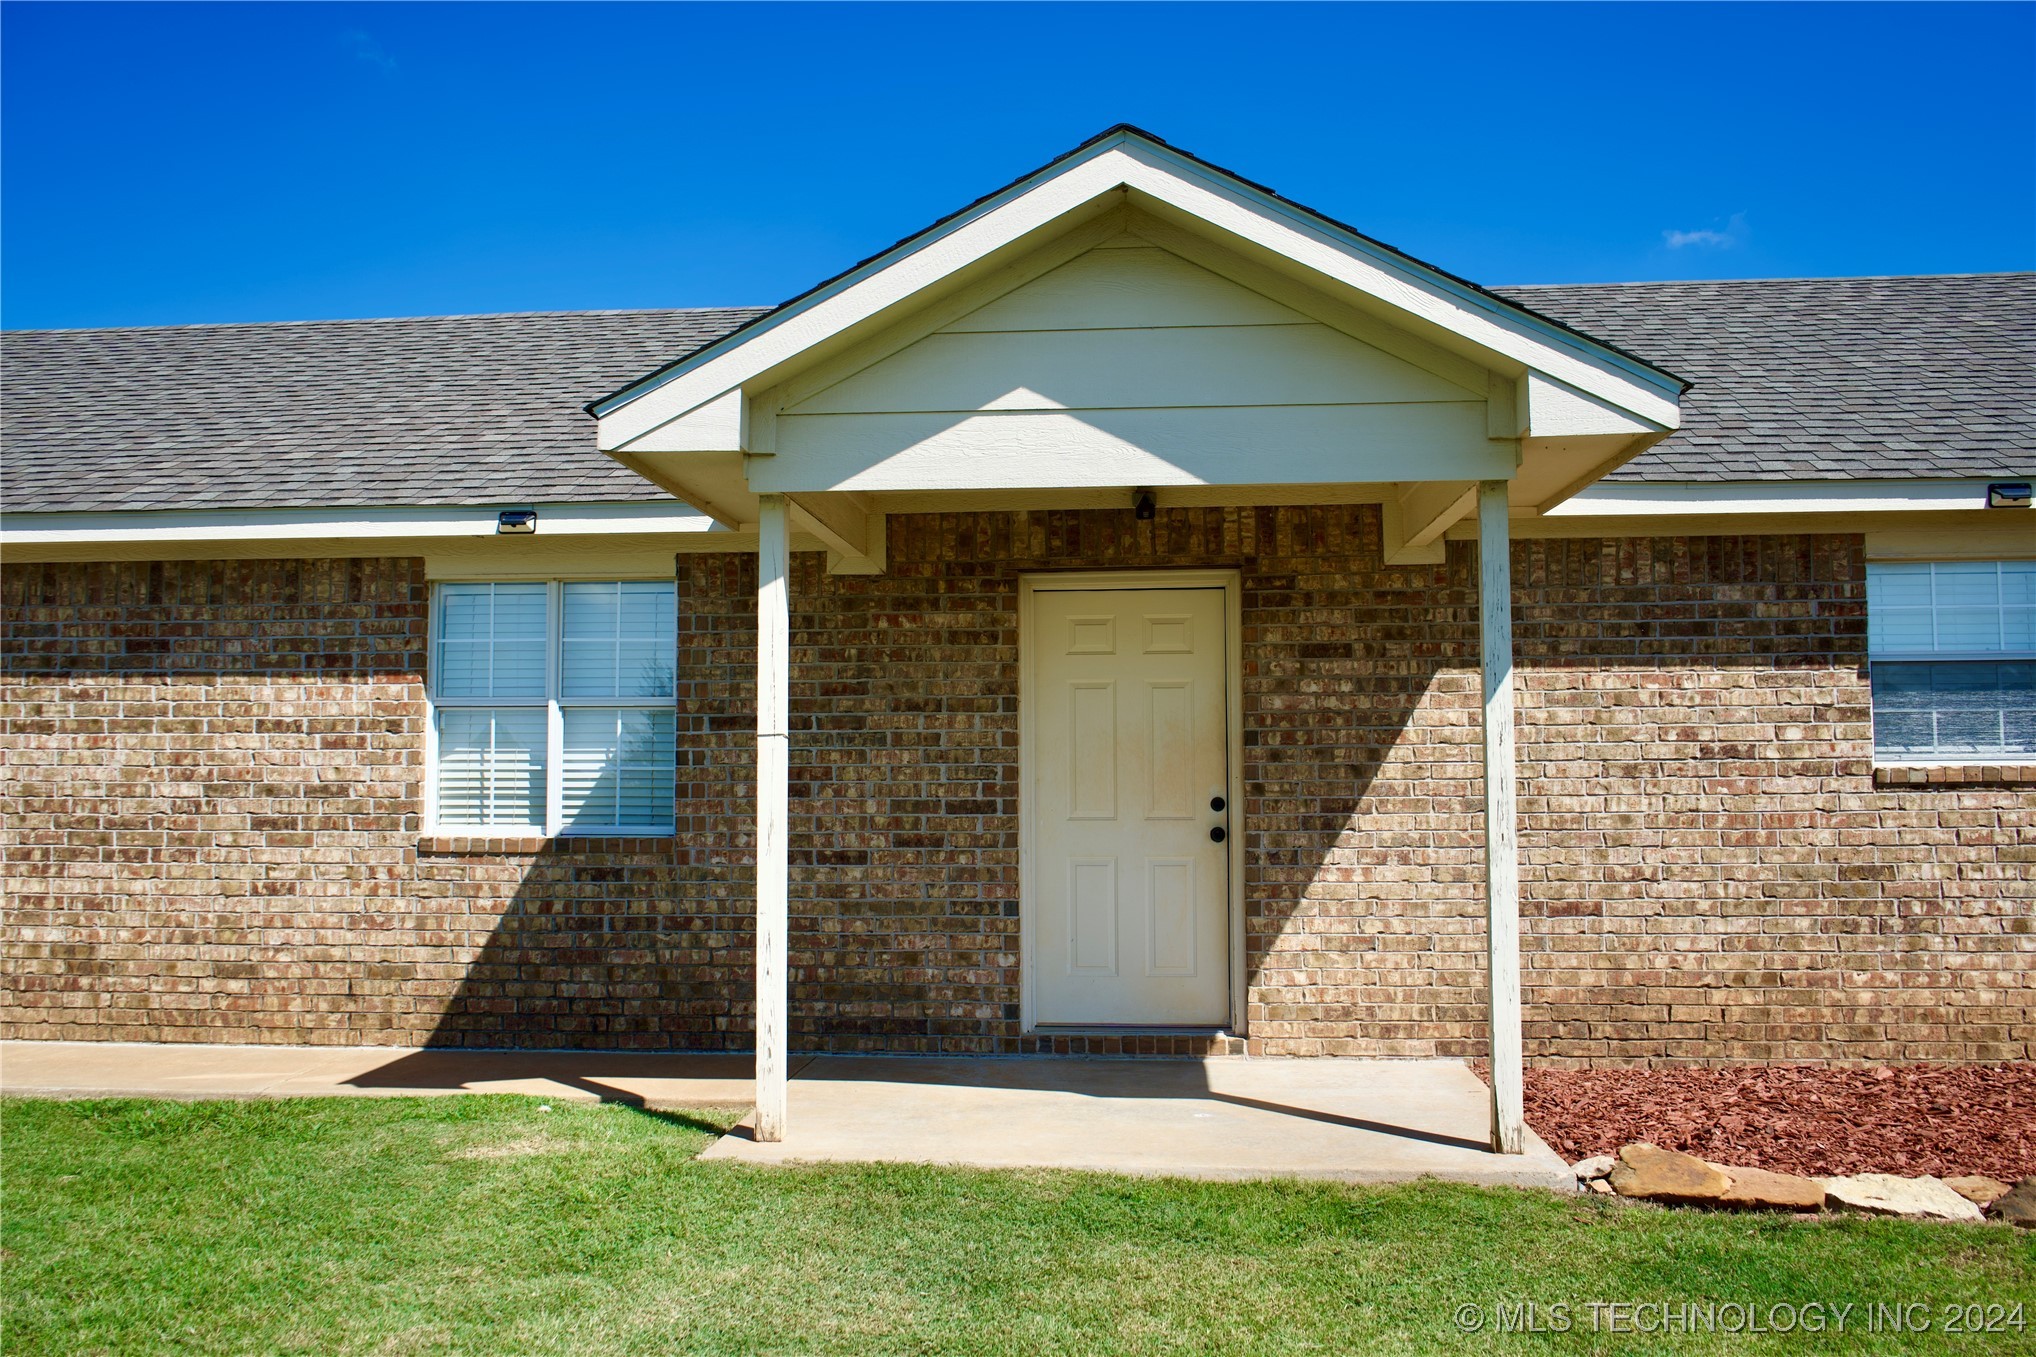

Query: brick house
4,128,2031,1150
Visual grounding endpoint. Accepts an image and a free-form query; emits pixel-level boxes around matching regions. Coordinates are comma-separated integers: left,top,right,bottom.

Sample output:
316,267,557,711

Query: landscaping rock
1585,1178,1614,1195
1572,1155,1616,1183
1520,1063,2036,1182
1607,1143,1730,1204
1992,1179,2036,1229
1820,1174,1983,1223
1943,1175,2011,1208
1712,1164,1825,1211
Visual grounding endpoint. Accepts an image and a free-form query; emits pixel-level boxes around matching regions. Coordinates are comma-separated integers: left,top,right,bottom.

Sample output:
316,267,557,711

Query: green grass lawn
5,1096,2031,1355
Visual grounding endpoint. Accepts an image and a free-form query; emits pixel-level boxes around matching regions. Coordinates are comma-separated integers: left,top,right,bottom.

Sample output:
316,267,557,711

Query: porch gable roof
589,127,1688,535
589,125,1687,430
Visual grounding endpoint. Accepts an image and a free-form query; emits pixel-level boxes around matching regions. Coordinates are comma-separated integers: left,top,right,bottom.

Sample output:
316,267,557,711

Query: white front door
1029,585,1231,1027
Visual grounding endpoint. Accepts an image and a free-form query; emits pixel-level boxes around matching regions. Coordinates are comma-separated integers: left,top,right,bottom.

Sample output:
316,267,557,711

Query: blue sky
3,2,2031,329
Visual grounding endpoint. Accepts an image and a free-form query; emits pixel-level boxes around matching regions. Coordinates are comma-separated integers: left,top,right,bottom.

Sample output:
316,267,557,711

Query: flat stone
1943,1175,2011,1208
1820,1173,1983,1222
1607,1143,1730,1204
1572,1154,1616,1182
1992,1179,2036,1229
1711,1163,1825,1211
1585,1178,1614,1195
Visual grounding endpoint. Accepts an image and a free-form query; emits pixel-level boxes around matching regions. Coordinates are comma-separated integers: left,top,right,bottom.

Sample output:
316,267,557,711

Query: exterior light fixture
497,509,538,534
1986,481,2031,509
1133,490,1157,521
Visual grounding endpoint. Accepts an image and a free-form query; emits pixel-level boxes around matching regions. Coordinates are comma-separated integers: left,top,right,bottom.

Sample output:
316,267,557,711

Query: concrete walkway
702,1056,1572,1189
2,1041,1571,1189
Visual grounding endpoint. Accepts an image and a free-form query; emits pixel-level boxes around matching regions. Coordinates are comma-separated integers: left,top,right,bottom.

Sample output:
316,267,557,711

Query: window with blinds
429,580,677,834
1867,561,2035,763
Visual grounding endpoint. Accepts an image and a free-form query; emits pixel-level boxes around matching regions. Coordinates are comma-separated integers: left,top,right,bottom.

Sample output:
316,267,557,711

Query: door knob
1209,795,1226,812
1209,826,1226,843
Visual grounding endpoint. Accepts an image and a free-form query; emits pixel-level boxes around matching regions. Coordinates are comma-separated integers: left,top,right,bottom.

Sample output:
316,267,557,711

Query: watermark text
1450,1300,2024,1337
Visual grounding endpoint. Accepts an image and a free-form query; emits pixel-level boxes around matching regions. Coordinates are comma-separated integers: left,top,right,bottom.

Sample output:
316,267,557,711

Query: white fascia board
1520,372,1661,439
595,131,1684,452
646,387,747,454
1546,479,2015,517
0,500,721,547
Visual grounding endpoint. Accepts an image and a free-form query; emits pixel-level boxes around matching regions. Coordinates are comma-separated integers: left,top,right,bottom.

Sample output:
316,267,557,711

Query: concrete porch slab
0,1041,759,1107
700,1056,1574,1189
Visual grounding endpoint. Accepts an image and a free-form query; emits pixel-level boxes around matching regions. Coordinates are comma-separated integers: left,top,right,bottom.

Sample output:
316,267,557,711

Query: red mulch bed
1518,1064,2036,1182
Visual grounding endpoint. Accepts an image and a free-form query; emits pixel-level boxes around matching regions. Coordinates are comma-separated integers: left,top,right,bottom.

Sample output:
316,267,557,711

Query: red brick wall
3,511,2031,1061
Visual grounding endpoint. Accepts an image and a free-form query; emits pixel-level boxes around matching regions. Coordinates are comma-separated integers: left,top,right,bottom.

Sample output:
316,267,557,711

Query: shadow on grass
561,1089,730,1137
340,1050,742,1137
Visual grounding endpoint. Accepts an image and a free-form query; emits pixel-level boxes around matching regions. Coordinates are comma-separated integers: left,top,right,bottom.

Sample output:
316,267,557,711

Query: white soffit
1547,480,2020,517
593,128,1685,453
0,500,720,547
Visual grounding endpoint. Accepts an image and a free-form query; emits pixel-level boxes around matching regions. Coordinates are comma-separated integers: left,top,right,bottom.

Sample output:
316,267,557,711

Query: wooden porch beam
755,493,791,1142
788,492,886,575
1382,480,1476,566
1478,478,1526,1155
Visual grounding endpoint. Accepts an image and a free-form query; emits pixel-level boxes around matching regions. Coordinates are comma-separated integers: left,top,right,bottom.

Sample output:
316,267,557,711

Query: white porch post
1477,478,1526,1155
755,493,790,1142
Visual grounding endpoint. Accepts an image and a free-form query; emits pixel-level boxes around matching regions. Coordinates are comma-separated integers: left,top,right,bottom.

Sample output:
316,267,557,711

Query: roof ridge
3,304,772,338
11,273,2025,337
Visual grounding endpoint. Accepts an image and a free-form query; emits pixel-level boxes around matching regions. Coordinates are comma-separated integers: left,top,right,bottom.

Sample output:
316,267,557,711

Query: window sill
1872,763,2036,788
418,833,678,856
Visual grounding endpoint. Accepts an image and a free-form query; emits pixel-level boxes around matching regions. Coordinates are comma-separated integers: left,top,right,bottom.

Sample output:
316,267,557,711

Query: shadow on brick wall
11,522,1928,1067
272,521,1882,1059
408,836,750,1052
397,507,1482,1057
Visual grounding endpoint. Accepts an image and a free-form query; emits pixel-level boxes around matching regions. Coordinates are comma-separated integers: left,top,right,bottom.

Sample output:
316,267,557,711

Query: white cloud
1662,213,1748,250
343,30,398,75
1664,228,1732,249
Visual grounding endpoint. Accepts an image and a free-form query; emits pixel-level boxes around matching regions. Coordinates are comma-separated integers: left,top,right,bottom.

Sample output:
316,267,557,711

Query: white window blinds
562,708,679,832
561,581,677,699
430,580,678,833
1867,561,2036,762
435,582,548,698
435,707,547,828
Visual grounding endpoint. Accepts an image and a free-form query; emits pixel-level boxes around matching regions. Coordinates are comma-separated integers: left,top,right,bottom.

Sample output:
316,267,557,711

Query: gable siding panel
787,323,1480,417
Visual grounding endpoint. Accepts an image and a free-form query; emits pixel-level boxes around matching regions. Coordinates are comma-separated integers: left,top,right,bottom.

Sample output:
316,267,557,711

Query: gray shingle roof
1500,273,2034,481
4,273,2029,515
1,308,765,514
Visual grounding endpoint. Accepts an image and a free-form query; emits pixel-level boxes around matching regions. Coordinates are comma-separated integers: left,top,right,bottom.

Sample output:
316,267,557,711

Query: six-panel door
1030,586,1230,1027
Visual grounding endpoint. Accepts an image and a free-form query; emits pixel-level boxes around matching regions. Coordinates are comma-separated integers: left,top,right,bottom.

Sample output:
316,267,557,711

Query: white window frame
425,577,677,836
1866,559,2036,767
